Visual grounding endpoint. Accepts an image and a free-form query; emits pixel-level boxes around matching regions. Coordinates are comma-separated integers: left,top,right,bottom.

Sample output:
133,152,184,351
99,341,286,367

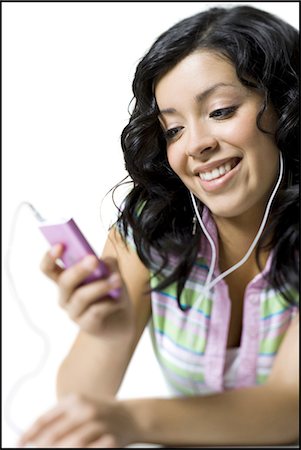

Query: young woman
19,5,299,447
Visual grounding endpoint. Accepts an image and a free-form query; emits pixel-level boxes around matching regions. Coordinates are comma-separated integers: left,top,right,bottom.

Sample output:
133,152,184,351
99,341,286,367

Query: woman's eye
164,126,183,140
209,106,238,119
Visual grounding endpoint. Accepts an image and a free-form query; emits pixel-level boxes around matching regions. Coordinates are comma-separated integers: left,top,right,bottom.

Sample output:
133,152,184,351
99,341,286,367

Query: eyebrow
158,82,236,115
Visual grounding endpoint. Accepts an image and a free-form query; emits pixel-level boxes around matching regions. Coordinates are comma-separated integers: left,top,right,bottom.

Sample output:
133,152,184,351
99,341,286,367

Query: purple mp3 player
38,218,120,297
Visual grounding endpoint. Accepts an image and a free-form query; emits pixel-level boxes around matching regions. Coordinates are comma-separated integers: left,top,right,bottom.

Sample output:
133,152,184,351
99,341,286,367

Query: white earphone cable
190,151,284,295
4,202,50,436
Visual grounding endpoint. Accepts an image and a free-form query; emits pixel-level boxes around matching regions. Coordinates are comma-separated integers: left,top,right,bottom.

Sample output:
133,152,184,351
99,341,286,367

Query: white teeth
204,172,213,180
219,166,226,176
200,161,235,181
224,162,231,172
212,168,220,178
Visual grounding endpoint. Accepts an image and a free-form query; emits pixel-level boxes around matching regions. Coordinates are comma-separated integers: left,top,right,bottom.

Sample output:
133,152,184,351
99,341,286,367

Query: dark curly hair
114,5,299,310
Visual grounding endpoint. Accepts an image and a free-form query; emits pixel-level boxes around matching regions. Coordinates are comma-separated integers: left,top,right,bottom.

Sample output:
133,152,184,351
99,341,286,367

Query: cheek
218,116,260,145
167,145,185,175
222,116,278,162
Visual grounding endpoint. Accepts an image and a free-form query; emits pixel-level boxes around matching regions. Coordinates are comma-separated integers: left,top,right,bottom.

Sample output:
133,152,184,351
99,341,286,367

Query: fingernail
109,288,122,299
82,255,98,270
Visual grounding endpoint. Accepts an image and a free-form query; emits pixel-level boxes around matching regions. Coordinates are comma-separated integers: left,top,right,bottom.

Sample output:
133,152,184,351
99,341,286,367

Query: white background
2,2,299,447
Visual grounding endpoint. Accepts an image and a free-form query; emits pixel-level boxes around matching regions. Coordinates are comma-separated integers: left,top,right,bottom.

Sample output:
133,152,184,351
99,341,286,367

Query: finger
18,401,66,447
101,256,119,275
100,257,123,299
67,273,122,320
57,255,102,307
88,433,117,448
18,394,90,447
22,416,81,448
54,422,105,448
40,244,65,281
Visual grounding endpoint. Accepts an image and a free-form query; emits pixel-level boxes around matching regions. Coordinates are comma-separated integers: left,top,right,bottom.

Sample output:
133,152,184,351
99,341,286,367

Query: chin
205,202,250,219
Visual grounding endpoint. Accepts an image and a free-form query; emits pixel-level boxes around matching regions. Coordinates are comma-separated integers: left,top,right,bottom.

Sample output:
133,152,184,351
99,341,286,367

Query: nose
186,124,218,158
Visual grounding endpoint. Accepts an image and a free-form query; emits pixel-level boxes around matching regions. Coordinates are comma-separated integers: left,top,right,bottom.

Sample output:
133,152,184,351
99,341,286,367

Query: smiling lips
198,157,241,181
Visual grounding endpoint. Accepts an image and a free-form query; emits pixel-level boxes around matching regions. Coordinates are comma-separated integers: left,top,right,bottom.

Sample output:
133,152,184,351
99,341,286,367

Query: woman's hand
40,244,135,339
18,394,140,448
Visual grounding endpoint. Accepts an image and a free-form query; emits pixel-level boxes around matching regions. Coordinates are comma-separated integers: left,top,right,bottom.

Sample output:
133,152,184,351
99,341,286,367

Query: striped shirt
124,207,298,396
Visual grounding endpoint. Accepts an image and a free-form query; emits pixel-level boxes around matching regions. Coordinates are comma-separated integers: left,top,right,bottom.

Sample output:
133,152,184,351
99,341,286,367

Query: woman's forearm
56,331,135,401
126,383,298,446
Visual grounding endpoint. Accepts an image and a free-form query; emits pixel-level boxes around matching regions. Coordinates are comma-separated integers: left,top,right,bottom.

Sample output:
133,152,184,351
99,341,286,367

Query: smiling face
155,51,280,220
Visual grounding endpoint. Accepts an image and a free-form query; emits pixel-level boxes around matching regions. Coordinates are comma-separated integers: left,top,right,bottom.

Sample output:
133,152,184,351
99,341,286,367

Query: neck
213,205,270,271
210,153,282,267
